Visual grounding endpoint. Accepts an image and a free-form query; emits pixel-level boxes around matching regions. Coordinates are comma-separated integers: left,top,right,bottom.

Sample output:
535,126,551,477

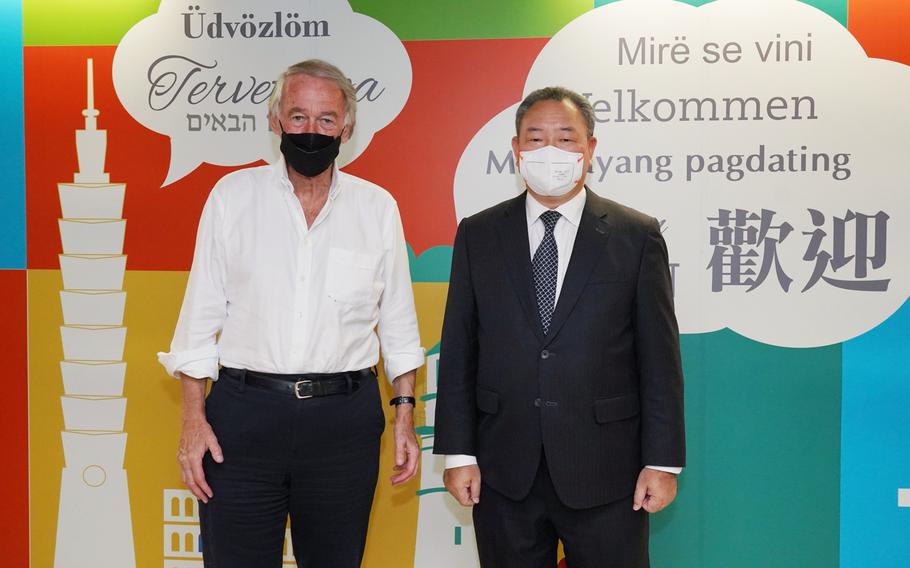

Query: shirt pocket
325,247,382,306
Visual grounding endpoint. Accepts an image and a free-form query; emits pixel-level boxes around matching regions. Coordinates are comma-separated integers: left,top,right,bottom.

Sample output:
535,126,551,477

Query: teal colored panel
593,0,847,27
408,245,453,283
651,330,841,567
801,0,848,27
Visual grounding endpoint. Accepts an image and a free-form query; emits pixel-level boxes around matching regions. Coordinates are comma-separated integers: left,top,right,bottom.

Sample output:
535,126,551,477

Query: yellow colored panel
30,268,448,566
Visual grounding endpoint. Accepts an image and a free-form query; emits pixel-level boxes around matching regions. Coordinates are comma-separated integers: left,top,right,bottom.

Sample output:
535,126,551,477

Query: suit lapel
544,189,612,346
496,193,546,344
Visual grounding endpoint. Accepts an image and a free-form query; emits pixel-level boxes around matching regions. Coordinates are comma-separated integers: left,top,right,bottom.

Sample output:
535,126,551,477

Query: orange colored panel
849,0,910,65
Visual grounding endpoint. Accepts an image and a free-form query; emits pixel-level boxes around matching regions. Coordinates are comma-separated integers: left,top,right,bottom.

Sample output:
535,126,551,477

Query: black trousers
199,368,385,568
473,453,649,568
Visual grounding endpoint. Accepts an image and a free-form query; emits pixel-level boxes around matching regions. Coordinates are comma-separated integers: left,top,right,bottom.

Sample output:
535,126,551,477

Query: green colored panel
23,0,590,45
350,0,592,40
22,0,848,46
651,330,841,567
595,0,714,6
595,0,847,27
24,1,159,46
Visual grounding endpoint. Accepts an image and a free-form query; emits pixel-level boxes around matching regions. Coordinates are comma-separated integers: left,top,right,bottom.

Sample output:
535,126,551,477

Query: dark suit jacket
434,189,685,509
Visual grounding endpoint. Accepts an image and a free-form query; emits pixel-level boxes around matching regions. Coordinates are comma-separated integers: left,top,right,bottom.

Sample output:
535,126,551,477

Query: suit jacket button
534,398,541,407
540,349,550,359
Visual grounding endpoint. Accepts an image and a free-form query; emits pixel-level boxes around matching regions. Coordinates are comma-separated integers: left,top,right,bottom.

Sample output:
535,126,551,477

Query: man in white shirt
434,87,685,567
158,59,424,568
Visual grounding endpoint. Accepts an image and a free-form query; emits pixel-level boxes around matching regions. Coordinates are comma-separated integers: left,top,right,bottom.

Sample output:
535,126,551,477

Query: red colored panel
345,38,547,253
25,39,545,269
849,0,910,65
24,46,246,272
0,270,28,567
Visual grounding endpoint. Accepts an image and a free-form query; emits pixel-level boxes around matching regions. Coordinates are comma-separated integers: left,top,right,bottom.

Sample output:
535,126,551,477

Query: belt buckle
294,379,314,399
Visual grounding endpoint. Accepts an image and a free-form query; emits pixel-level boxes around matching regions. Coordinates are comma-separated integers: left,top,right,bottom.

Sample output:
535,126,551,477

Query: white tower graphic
414,343,480,567
161,488,297,566
54,58,136,568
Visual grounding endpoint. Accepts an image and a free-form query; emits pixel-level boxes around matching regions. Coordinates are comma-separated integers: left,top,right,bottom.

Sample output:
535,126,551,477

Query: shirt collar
272,155,342,200
525,188,587,229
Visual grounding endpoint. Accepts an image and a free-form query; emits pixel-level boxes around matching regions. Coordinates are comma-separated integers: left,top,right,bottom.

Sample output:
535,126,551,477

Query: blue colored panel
841,299,910,567
0,2,24,268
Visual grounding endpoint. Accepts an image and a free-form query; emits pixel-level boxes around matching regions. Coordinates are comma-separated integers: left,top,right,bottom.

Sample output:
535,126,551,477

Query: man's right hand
177,417,223,503
443,464,481,506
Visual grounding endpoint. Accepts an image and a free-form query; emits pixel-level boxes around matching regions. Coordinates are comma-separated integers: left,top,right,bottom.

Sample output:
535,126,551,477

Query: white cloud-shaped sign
113,0,411,186
454,0,910,347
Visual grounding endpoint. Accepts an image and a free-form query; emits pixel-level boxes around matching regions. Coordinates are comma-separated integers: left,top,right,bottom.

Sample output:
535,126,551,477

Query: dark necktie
532,210,561,335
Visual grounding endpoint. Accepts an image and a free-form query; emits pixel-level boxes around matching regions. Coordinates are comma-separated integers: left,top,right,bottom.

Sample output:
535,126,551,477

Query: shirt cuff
383,348,426,384
445,455,478,469
157,345,219,380
646,465,683,475
175,366,214,381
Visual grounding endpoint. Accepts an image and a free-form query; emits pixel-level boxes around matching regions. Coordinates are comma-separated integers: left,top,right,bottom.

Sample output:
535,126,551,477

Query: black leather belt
221,367,373,399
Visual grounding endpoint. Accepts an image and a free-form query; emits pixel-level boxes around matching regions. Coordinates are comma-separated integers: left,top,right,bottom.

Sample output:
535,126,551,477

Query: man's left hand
633,468,678,513
390,405,420,485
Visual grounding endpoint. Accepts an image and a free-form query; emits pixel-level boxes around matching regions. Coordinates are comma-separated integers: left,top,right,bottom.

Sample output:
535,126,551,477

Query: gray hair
515,86,595,137
268,59,357,134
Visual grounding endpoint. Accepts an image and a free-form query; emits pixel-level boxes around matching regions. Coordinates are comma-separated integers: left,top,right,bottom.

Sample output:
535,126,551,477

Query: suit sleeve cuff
445,455,478,469
646,465,683,475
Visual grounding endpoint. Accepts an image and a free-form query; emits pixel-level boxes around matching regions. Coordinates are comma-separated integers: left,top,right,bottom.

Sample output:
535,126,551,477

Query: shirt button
540,350,550,359
534,398,541,408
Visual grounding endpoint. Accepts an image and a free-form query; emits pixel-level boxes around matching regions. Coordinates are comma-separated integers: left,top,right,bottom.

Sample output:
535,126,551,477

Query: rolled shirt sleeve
376,202,425,381
157,187,228,381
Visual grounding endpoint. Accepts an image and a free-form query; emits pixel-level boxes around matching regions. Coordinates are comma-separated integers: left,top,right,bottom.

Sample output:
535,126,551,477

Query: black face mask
279,123,342,177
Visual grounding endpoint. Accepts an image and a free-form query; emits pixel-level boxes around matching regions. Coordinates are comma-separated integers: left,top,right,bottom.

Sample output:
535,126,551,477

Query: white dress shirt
445,190,681,475
158,158,425,383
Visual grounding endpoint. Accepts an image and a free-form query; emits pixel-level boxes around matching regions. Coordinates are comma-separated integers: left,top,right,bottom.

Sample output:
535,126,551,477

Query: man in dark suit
433,87,685,567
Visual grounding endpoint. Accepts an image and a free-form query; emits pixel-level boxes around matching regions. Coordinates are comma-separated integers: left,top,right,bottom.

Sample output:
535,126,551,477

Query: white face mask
518,145,585,197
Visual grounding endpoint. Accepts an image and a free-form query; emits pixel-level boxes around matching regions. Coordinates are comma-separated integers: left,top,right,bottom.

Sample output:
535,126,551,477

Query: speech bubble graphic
453,0,910,347
112,0,411,187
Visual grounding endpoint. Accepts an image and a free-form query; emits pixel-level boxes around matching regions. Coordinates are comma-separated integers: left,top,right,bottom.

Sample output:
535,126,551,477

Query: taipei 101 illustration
54,58,136,568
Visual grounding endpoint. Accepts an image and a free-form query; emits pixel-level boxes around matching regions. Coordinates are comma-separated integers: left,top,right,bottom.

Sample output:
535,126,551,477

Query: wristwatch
388,396,417,407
